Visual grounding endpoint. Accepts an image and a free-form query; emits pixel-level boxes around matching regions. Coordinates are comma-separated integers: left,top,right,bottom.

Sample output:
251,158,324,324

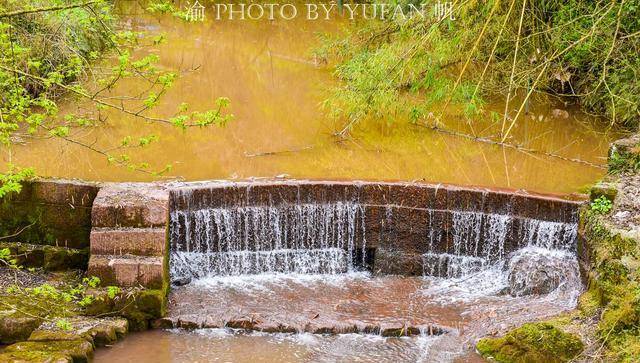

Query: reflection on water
4,0,617,193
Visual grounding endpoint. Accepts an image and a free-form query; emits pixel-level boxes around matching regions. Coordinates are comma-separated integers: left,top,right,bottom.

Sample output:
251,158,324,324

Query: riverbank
476,134,640,362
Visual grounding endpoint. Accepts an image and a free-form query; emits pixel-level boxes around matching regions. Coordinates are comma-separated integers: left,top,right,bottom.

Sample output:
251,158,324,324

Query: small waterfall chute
170,202,366,281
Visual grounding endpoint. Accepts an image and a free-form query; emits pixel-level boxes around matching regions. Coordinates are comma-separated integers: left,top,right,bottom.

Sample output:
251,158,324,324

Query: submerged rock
476,322,584,363
507,248,579,297
172,276,191,287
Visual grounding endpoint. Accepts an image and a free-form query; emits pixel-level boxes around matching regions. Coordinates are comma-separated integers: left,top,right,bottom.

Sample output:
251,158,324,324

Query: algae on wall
0,180,98,248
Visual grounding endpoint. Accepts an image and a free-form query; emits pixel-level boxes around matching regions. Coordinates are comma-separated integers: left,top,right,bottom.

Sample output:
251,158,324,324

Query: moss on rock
83,287,167,331
476,322,584,363
0,294,46,344
3,339,93,363
0,314,43,344
0,350,72,362
577,175,640,361
0,242,88,271
608,135,640,174
589,181,619,203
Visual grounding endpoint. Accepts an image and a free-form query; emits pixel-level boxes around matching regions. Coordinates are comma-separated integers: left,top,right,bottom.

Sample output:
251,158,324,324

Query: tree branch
0,1,98,18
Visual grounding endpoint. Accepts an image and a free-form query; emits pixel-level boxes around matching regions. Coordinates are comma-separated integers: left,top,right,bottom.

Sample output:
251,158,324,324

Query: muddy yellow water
3,1,617,194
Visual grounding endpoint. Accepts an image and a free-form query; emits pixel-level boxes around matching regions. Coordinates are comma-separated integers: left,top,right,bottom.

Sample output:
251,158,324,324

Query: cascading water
166,183,585,363
170,202,366,280
421,210,581,303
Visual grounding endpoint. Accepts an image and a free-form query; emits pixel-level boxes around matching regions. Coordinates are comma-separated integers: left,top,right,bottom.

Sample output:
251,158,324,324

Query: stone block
0,315,42,344
4,339,93,363
0,200,92,248
87,256,117,286
90,228,166,256
137,258,165,289
373,249,424,276
87,256,165,289
589,182,618,202
31,180,99,207
92,184,169,228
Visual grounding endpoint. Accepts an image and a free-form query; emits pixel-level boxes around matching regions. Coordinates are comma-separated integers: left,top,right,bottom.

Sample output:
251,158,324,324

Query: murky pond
4,0,617,193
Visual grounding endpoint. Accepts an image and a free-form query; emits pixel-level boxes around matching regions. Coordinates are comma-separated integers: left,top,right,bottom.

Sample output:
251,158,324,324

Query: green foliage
0,164,34,197
54,319,72,331
591,195,613,214
322,0,640,134
0,0,232,176
106,285,120,299
0,248,121,330
609,148,640,174
0,246,17,266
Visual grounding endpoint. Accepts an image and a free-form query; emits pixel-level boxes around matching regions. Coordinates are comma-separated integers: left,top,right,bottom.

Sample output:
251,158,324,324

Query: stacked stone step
87,184,169,289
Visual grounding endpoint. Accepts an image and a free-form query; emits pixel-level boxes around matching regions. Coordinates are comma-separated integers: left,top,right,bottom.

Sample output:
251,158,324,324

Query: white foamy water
190,271,371,291
169,196,583,333
420,211,580,303
170,202,366,280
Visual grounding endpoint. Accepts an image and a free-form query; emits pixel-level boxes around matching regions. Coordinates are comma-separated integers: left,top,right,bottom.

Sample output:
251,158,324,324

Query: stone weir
0,179,586,287
169,180,586,281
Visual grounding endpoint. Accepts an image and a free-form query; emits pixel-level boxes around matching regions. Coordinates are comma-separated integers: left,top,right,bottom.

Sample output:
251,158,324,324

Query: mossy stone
0,314,43,344
0,242,88,270
28,329,92,345
0,350,72,362
43,246,88,271
476,322,584,363
83,288,166,331
589,182,618,203
3,339,93,363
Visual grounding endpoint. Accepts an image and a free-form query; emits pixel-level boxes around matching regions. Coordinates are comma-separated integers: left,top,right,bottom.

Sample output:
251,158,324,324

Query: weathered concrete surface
170,180,582,222
0,179,99,249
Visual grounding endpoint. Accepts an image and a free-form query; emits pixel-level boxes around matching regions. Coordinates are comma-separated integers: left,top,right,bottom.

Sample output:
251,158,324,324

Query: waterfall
519,219,578,250
422,210,578,279
422,211,513,278
170,202,366,280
